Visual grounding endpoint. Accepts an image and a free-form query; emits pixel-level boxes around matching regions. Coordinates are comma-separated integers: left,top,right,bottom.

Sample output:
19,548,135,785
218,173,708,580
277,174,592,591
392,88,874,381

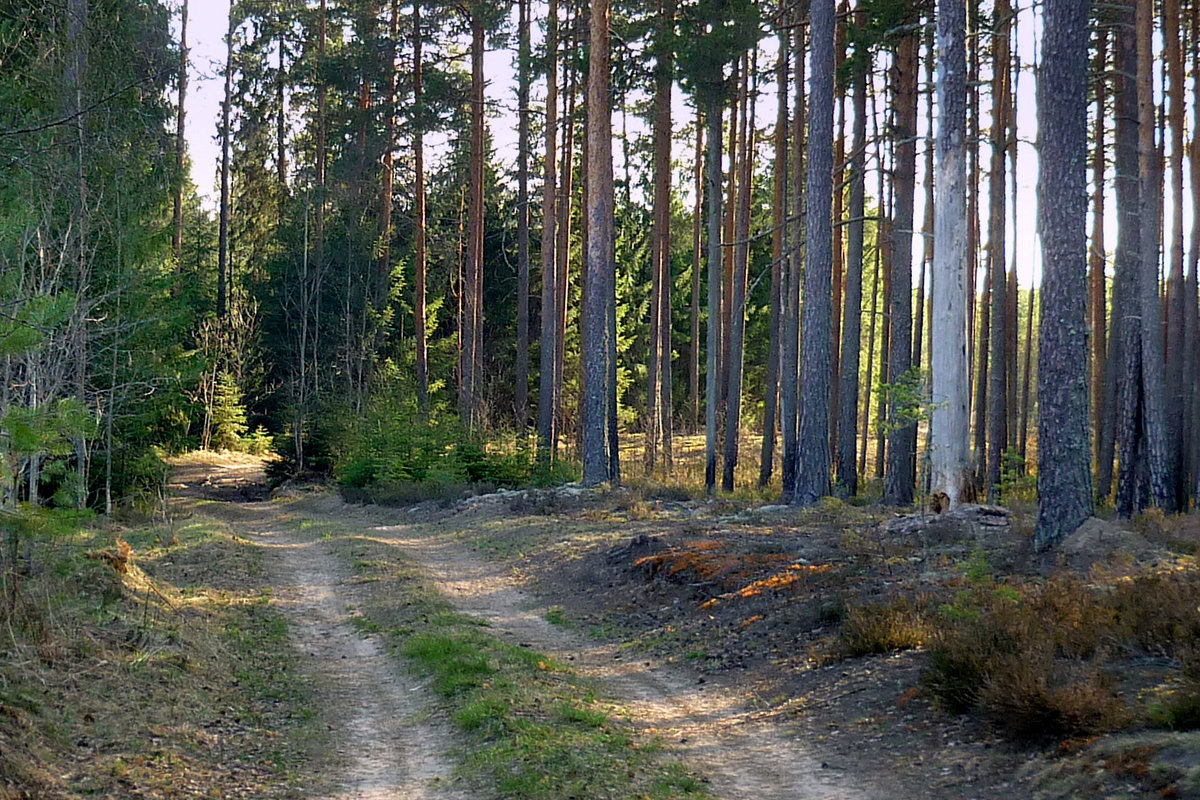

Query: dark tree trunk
724,50,757,492
780,17,806,499
537,0,559,461
690,111,703,434
704,96,724,494
460,10,485,429
217,4,234,321
1163,0,1186,503
794,0,835,506
647,0,675,472
761,32,788,488
985,0,1011,497
515,0,531,427
173,0,188,269
1092,27,1112,495
413,0,429,411
1035,0,1093,549
1135,0,1175,511
884,33,918,505
836,29,866,498
1114,2,1145,516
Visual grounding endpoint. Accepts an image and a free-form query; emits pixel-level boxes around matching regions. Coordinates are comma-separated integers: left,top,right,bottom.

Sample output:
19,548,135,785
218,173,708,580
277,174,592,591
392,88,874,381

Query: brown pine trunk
556,23,577,453
582,0,614,485
1092,27,1111,493
690,112,703,434
537,0,559,461
515,0,531,428
657,0,676,469
413,1,428,411
217,4,234,321
985,0,1011,497
761,32,787,488
1164,0,1187,502
836,21,866,497
723,50,756,492
646,0,674,472
173,0,188,269
461,10,485,428
780,17,805,497
1136,0,1174,511
883,32,919,505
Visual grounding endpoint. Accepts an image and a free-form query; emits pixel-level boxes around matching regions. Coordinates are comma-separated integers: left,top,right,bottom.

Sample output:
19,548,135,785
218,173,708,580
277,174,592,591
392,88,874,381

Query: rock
1057,517,1159,570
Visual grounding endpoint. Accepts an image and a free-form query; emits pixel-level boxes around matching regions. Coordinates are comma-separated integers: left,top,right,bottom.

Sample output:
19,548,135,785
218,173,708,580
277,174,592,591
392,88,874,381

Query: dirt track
172,453,876,800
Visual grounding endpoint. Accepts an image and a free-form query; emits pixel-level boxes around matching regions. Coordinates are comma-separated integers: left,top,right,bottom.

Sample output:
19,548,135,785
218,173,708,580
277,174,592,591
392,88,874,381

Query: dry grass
0,510,327,799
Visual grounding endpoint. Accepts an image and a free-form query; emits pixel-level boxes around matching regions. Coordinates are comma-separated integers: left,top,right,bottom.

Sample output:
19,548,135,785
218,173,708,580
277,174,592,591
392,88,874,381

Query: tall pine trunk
515,0,531,427
794,0,835,506
1035,0,1093,549
413,1,429,411
984,0,1011,497
761,32,788,488
460,9,486,429
930,0,971,508
537,0,559,461
884,33,918,505
582,0,615,485
173,0,188,269
836,29,867,498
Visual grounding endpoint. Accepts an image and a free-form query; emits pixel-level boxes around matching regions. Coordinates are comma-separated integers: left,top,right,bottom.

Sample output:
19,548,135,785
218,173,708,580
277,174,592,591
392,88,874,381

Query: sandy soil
172,453,879,799
173,456,466,800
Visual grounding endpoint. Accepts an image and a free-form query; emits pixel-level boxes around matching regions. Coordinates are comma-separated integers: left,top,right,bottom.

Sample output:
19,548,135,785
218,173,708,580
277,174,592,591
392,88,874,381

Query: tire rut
363,517,878,800
216,502,466,800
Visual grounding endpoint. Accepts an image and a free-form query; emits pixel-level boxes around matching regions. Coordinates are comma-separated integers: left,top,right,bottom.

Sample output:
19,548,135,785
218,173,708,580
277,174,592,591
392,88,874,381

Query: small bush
841,596,932,657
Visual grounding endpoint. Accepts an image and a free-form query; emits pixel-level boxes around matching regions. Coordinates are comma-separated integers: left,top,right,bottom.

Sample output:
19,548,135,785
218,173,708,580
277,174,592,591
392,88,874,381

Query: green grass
311,518,713,800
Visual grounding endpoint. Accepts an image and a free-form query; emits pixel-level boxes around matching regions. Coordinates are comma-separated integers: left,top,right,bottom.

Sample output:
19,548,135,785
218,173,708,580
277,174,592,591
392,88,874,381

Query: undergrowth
0,508,327,798
840,548,1200,741
311,518,712,800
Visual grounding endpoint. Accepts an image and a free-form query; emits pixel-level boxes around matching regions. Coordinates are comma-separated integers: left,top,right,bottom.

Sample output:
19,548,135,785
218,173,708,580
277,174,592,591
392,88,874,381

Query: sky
176,1,1195,291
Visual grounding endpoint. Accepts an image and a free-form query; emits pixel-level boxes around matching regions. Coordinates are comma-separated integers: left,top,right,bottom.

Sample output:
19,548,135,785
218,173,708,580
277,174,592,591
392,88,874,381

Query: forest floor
177,452,1200,799
10,451,1200,799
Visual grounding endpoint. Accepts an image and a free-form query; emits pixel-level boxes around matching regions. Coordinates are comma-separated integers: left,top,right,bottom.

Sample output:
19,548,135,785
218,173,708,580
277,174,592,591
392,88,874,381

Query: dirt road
172,454,875,800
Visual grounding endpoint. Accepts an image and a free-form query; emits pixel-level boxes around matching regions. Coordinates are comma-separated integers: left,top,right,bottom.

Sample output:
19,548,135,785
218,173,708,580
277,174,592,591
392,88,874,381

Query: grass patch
0,507,328,798
314,521,712,800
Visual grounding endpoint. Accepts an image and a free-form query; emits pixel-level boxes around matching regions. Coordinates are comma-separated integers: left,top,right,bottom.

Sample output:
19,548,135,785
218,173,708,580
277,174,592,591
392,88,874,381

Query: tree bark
690,111,703,434
413,0,429,412
884,32,919,506
646,0,675,472
460,8,486,429
537,0,559,461
836,27,866,498
794,0,835,506
173,0,188,270
761,31,788,488
1135,0,1175,511
218,4,234,321
1092,27,1111,495
984,0,1011,497
1035,0,1093,549
930,0,971,508
515,0,531,428
781,16,806,499
723,49,756,492
582,0,615,485
1163,0,1186,503
1114,3,1145,516
704,95,724,494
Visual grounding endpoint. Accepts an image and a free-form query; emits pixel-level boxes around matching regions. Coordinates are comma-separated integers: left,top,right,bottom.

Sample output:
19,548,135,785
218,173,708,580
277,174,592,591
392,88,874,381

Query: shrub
840,596,932,657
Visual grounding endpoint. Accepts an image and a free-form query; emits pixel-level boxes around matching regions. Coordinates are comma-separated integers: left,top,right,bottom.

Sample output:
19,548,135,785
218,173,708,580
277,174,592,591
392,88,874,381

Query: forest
1,0,1197,544
9,1,1200,796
